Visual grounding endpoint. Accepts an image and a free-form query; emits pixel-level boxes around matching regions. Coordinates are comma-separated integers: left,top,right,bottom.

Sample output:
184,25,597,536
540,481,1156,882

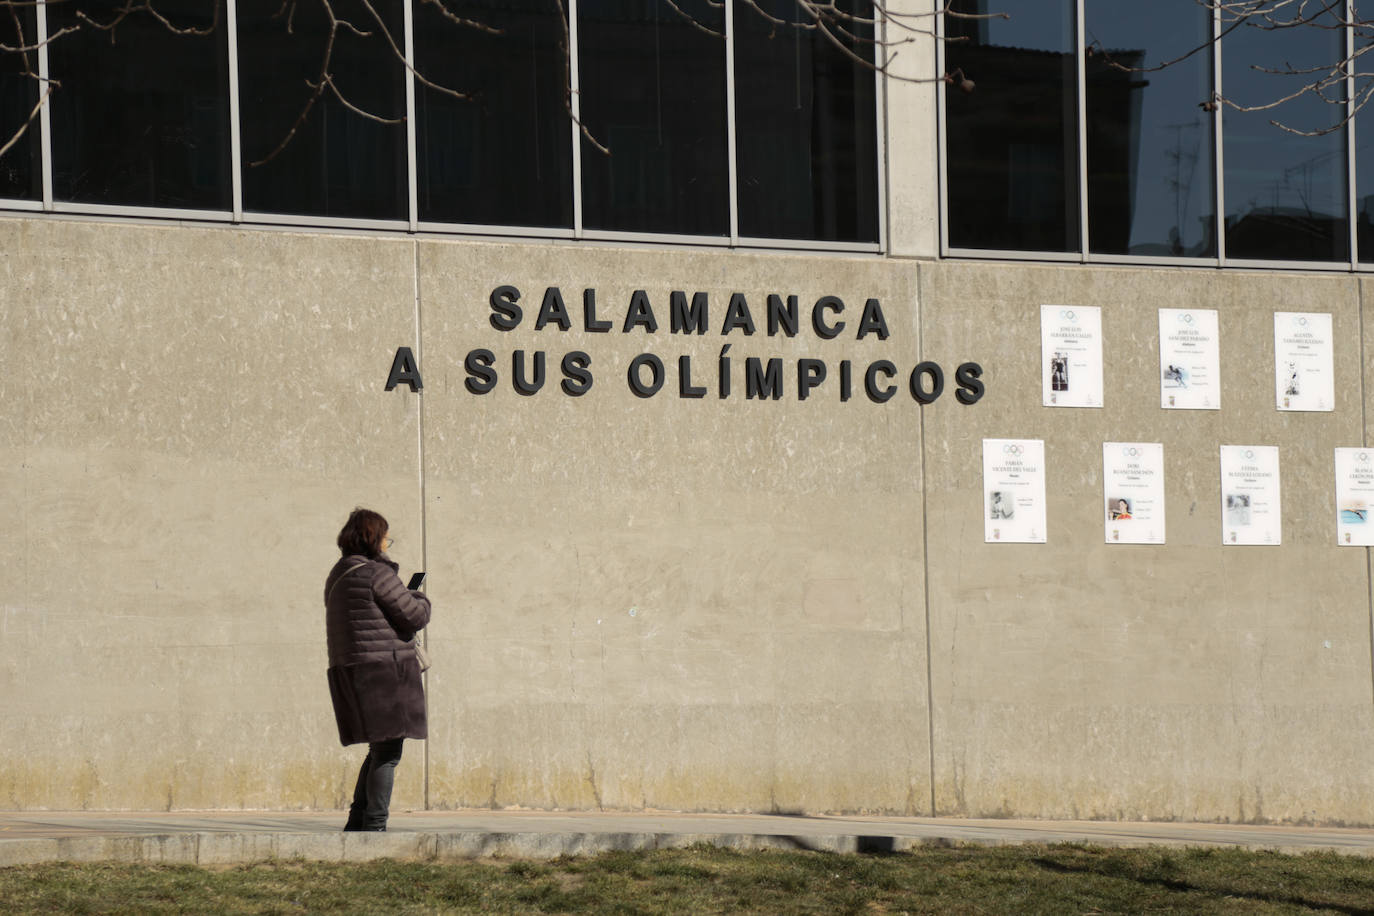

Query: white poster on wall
1274,312,1334,411
1041,305,1103,408
983,438,1047,543
1103,442,1166,544
1158,308,1220,410
1219,445,1281,546
1334,448,1374,546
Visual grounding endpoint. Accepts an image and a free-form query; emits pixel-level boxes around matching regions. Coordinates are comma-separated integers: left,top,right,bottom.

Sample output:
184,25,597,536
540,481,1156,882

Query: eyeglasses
382,536,395,550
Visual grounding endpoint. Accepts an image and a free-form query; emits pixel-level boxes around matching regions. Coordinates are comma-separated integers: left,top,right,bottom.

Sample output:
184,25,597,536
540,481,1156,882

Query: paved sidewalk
2,810,1373,866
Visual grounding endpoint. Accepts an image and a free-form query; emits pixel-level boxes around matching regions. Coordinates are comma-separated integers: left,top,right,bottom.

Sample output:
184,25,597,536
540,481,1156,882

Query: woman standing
324,508,431,832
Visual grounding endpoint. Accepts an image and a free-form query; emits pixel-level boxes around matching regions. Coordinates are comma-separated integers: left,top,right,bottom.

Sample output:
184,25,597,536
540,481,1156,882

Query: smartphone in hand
408,572,427,590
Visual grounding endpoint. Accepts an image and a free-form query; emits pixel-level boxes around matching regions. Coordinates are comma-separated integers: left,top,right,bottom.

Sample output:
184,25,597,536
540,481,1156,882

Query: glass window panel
1222,8,1348,261
415,0,572,228
238,0,407,220
1086,0,1215,257
734,0,878,243
944,0,1079,252
0,2,39,200
48,0,230,209
1361,107,1373,263
578,0,728,236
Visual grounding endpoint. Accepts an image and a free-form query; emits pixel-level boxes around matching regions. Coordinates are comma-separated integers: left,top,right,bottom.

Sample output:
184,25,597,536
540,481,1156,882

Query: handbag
327,560,432,673
412,638,432,674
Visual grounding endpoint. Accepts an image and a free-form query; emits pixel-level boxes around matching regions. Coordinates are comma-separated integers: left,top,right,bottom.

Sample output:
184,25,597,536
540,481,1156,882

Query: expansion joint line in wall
413,239,430,811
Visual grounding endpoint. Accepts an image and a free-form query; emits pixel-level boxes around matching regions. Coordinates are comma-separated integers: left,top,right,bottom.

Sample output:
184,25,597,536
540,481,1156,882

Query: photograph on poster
1158,309,1220,410
1334,448,1374,545
1273,312,1334,411
1041,305,1103,408
983,439,1047,543
1219,445,1281,545
1102,442,1165,544
1224,493,1252,526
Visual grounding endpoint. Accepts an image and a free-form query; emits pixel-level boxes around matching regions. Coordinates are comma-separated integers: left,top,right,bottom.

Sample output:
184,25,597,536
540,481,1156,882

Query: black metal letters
391,286,989,406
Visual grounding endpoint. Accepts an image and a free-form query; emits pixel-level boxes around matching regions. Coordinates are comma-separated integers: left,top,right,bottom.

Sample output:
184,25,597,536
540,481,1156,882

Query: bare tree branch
2,0,1372,168
551,0,609,156
0,78,50,159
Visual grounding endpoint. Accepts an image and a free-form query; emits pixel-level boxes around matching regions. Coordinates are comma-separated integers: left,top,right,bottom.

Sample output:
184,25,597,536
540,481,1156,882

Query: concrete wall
0,218,424,810
3,214,1373,823
920,263,1374,824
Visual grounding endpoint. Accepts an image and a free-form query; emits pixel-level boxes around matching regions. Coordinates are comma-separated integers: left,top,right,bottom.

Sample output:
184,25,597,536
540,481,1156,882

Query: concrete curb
3,812,1373,866
0,832,943,867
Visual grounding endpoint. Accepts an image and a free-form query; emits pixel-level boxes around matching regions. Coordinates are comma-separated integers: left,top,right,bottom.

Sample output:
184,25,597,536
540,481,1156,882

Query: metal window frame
938,0,1368,272
935,0,949,258
228,0,243,221
730,0,885,250
404,0,419,233
1075,0,1088,260
726,0,739,244
1214,0,1226,264
36,0,51,209
873,0,888,255
6,0,890,254
416,219,578,241
947,245,1365,273
1347,0,1358,266
50,201,235,222
570,0,584,239
238,210,411,233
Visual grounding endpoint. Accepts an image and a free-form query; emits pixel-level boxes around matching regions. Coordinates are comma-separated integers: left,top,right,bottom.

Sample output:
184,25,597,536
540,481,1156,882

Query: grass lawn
2,843,1373,914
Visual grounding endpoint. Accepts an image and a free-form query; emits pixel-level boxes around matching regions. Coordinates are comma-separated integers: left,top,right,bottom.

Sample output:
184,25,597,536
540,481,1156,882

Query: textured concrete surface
416,242,932,814
1,810,1372,866
5,212,1374,825
919,262,1374,825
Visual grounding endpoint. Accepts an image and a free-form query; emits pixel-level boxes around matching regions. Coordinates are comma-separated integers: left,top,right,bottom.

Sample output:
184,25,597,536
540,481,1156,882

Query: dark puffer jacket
325,554,432,746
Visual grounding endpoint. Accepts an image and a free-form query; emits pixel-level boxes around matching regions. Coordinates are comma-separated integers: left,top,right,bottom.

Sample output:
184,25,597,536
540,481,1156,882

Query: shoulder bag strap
325,562,369,606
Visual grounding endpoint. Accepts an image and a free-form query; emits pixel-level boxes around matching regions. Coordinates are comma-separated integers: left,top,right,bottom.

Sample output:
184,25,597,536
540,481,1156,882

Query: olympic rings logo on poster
1296,316,1308,328
1121,446,1141,458
1182,313,1194,325
1243,449,1255,460
1359,452,1370,463
1060,309,1076,322
1003,444,1024,456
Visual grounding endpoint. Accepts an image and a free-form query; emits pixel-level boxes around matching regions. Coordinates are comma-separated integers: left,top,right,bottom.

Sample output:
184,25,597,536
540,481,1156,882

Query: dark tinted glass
734,0,878,242
1086,0,1215,257
48,0,230,209
579,0,728,236
1223,9,1348,261
944,0,1079,252
415,0,572,228
238,0,407,220
0,3,39,200
1361,105,1373,263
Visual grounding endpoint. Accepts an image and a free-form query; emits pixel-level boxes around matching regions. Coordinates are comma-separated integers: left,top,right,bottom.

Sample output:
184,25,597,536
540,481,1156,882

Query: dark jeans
344,738,404,831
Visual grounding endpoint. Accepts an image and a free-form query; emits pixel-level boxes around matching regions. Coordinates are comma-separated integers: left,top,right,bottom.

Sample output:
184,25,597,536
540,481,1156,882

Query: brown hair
337,508,388,558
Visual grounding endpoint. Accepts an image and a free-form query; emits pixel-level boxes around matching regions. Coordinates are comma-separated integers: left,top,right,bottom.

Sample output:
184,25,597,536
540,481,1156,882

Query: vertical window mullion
725,0,738,245
404,0,417,232
1213,0,1225,264
1348,0,1358,267
36,0,50,209
874,2,887,254
936,1,948,255
570,0,582,238
1076,0,1088,260
228,0,243,221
